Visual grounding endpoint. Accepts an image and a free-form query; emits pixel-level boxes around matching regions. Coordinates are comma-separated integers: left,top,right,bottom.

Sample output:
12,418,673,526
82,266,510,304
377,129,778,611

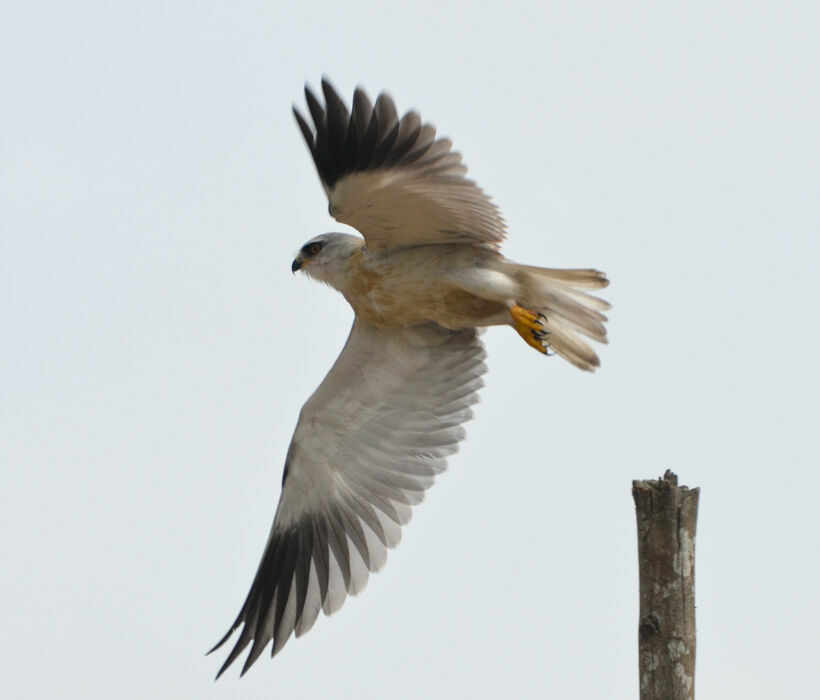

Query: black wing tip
304,84,324,126
303,82,316,102
211,632,252,681
207,626,237,680
320,74,336,92
239,654,256,677
293,106,316,150
297,77,441,189
207,628,233,657
292,104,307,125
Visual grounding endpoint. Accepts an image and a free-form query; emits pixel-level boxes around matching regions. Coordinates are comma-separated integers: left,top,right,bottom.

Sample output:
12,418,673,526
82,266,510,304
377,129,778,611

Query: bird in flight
210,78,610,677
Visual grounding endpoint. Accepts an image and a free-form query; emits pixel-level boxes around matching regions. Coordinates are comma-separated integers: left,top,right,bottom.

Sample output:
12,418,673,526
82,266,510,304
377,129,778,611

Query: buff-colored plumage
211,78,609,677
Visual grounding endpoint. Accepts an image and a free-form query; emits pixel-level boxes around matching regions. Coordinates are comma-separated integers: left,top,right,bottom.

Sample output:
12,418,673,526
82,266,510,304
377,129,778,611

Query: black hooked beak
291,258,302,273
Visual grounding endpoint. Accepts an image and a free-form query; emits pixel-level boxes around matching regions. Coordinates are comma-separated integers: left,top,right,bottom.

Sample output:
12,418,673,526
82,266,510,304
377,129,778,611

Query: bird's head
291,232,362,287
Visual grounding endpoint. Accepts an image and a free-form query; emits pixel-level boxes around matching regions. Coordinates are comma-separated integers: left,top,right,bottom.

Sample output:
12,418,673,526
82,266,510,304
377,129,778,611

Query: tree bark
632,470,700,700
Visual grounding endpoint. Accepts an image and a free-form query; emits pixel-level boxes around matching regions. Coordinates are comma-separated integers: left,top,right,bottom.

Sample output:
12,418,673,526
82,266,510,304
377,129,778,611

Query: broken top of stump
632,469,698,492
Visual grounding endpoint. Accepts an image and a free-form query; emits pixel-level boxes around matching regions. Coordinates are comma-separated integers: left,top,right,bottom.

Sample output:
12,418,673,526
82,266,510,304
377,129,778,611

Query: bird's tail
513,264,610,371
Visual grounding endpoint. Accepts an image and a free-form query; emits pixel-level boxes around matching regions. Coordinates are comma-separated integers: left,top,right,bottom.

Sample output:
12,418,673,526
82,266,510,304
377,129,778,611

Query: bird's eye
308,243,322,256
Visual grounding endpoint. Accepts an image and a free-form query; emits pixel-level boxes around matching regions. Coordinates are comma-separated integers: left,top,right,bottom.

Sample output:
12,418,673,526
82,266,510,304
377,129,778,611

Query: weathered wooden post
632,470,700,699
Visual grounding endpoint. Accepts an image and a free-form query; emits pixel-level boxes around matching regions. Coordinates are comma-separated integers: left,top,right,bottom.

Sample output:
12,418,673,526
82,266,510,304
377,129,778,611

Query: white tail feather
519,265,610,371
521,265,609,289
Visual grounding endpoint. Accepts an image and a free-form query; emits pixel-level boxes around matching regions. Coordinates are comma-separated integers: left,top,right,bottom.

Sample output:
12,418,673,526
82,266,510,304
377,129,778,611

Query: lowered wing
210,320,486,677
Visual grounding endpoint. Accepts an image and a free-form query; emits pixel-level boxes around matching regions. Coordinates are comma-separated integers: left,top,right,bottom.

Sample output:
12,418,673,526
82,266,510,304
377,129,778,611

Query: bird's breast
339,248,505,328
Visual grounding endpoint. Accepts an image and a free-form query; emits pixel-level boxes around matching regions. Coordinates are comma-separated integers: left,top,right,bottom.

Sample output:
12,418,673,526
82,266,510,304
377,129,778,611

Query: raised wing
210,320,486,677
293,78,506,249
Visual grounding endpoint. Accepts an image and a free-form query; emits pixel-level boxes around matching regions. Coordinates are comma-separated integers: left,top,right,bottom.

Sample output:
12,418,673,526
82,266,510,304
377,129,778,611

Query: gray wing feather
210,319,486,677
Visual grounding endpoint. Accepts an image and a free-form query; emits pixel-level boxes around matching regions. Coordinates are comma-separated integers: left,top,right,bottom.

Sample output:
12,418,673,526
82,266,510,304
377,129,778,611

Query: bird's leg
509,303,552,355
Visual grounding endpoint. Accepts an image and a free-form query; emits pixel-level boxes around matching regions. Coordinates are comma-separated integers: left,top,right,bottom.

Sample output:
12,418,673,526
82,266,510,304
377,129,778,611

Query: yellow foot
510,303,551,354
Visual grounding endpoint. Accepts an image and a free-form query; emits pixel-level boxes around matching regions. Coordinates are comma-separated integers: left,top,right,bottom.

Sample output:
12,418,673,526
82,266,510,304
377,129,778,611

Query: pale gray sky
2,1,819,698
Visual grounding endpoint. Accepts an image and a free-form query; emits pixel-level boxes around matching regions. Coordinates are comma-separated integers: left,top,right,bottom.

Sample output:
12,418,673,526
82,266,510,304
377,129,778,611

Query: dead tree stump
632,470,700,700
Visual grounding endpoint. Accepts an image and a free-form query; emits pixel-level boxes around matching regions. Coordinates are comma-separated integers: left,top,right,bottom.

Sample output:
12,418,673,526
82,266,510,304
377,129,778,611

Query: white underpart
445,267,520,303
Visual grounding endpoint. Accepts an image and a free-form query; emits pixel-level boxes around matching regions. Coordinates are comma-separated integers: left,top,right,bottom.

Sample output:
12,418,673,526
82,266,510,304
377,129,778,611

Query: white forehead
300,232,363,249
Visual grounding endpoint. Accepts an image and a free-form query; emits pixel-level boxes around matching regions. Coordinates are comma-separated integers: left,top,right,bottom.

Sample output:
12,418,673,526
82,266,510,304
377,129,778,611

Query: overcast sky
2,1,819,698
